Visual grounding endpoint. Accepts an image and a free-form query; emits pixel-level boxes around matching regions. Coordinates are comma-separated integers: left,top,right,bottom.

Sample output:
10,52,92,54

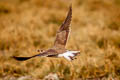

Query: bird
13,5,80,61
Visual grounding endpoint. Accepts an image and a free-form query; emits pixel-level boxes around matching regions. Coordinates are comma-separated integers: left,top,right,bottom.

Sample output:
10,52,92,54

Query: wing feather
54,5,72,49
13,52,46,61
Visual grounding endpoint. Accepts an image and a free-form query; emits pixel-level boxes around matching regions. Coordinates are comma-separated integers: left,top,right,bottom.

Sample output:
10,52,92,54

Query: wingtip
69,4,72,11
12,56,31,61
12,56,17,59
12,56,20,61
12,56,21,61
70,4,72,8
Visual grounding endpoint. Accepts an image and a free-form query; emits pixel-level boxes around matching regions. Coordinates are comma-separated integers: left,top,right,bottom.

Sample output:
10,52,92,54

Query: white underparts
58,51,80,61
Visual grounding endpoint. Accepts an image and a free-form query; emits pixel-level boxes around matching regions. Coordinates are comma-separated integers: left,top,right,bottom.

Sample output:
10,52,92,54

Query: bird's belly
58,51,80,61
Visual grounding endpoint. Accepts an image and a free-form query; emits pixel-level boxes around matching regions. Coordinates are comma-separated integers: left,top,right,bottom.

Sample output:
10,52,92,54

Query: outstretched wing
13,49,58,61
13,52,47,61
54,5,72,49
13,56,33,61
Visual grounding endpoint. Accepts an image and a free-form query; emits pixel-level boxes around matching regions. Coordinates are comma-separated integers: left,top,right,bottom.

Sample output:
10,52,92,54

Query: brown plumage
13,5,80,61
54,5,72,49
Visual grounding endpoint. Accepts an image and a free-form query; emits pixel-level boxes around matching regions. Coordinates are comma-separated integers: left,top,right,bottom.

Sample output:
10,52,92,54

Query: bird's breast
58,51,80,61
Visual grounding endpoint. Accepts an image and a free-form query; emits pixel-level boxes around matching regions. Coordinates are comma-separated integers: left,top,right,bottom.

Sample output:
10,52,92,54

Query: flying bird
13,5,80,61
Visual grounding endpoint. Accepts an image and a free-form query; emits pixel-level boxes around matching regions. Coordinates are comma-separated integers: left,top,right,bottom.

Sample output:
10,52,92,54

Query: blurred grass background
0,0,120,80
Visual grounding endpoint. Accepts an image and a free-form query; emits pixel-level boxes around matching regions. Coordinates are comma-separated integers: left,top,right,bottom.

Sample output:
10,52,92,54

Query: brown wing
13,49,59,61
54,5,72,49
13,52,47,61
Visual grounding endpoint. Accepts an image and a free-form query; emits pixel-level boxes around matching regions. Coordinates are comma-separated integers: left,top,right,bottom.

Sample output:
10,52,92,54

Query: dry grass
0,0,120,80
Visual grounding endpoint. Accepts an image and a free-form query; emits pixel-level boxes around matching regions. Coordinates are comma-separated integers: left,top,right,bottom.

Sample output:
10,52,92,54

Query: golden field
0,0,120,80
